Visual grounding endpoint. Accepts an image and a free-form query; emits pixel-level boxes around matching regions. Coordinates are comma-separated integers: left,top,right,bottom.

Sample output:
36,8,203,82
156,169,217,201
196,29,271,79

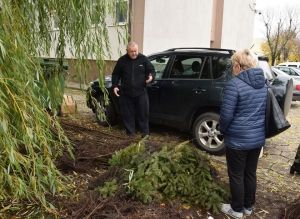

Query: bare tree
289,37,300,61
259,5,300,65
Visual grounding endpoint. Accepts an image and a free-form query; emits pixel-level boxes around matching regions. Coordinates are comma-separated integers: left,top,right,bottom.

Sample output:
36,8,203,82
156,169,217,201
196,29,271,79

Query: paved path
212,101,300,176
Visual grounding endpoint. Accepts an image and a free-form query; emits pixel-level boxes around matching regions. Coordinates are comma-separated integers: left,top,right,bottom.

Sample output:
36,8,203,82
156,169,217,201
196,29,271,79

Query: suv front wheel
192,112,225,155
95,96,118,126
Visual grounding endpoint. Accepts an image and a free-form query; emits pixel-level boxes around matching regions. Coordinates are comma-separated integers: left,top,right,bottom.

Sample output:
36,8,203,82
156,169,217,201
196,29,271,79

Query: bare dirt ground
55,87,300,219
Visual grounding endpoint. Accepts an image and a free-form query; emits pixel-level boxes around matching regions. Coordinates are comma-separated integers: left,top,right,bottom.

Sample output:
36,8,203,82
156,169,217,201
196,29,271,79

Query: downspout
128,0,133,42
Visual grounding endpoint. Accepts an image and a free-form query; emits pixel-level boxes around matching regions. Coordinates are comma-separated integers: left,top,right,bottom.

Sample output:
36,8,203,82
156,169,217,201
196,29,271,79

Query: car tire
95,96,118,127
192,112,225,155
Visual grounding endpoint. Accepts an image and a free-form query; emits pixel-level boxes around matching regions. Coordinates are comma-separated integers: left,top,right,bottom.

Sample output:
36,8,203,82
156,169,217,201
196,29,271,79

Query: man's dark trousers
119,93,149,137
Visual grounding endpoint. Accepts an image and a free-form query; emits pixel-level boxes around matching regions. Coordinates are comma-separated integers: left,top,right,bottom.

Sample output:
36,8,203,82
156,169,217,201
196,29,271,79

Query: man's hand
172,68,180,75
146,74,153,83
113,87,120,97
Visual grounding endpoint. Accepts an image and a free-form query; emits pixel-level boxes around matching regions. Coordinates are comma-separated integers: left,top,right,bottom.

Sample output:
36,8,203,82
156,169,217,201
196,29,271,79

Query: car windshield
271,67,284,76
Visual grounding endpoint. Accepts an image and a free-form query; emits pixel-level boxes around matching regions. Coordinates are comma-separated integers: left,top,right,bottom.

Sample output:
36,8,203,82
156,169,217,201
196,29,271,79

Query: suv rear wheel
192,112,225,155
95,96,118,126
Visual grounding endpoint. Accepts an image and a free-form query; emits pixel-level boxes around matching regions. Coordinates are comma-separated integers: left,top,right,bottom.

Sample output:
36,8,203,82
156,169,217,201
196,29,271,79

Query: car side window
169,55,205,79
150,55,170,79
290,69,297,76
279,67,288,75
212,56,231,79
200,58,211,79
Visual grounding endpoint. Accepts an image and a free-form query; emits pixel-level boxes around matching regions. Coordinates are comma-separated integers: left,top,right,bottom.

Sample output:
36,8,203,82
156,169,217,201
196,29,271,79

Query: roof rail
164,47,235,55
258,56,269,62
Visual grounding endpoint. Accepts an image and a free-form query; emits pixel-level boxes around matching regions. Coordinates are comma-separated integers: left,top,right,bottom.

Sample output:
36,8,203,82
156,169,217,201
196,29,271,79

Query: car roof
278,62,300,64
148,47,235,57
274,66,299,68
148,48,271,61
165,47,235,54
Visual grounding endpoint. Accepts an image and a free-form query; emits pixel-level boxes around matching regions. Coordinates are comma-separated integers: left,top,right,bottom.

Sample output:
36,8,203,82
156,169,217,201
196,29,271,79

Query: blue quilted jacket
218,67,267,150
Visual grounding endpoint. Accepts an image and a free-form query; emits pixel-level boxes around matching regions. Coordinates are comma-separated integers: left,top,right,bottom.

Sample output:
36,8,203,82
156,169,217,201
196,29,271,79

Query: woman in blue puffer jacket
218,49,267,219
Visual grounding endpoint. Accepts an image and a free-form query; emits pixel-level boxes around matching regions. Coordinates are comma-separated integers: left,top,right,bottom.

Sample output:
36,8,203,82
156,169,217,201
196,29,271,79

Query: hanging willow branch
0,0,128,213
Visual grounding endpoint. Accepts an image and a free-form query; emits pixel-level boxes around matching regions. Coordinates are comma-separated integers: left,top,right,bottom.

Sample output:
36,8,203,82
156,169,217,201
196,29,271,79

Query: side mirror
156,58,166,63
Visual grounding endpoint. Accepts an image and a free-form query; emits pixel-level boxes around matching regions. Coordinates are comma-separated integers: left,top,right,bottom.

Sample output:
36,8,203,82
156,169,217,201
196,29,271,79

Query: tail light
296,85,300,90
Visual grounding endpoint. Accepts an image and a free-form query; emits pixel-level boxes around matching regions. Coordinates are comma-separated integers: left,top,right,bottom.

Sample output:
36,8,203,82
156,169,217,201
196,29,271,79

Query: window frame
51,10,59,30
116,0,128,25
149,55,171,80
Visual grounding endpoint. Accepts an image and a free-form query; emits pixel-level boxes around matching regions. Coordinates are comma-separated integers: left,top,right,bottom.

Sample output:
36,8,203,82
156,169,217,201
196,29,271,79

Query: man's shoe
221,203,243,219
290,163,300,174
243,207,252,216
127,133,137,137
141,135,150,142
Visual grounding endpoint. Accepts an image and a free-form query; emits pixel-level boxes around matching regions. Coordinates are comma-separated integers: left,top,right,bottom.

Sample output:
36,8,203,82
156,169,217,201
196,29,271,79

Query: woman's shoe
243,207,252,216
290,163,300,174
220,203,243,219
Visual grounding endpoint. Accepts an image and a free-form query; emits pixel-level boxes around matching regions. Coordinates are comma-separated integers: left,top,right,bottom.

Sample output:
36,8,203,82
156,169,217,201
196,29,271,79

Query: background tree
259,4,300,65
260,41,271,64
286,37,300,62
261,35,300,64
0,0,128,214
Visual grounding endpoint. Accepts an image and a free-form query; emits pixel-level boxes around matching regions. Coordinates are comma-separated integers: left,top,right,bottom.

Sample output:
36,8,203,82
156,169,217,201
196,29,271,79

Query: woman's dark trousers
226,147,262,212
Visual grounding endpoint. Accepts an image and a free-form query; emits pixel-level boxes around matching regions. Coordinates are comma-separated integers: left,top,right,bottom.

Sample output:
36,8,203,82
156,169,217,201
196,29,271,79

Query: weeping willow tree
0,0,128,215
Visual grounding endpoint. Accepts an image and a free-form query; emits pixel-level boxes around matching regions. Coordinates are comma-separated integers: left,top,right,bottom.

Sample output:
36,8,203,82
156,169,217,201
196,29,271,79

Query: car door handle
149,86,159,90
193,88,206,93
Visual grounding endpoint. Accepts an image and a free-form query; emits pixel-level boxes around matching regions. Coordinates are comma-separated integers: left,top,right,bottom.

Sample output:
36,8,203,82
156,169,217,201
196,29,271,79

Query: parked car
277,62,300,69
272,66,300,81
86,48,293,155
272,67,300,101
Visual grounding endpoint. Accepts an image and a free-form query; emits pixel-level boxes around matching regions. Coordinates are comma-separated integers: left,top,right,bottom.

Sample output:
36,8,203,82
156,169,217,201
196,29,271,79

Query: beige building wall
47,0,258,82
221,0,257,50
131,0,146,53
132,0,257,54
141,0,213,55
210,0,224,48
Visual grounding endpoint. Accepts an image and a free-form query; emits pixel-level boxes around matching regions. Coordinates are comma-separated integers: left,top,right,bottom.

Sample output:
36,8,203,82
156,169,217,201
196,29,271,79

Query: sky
253,0,300,38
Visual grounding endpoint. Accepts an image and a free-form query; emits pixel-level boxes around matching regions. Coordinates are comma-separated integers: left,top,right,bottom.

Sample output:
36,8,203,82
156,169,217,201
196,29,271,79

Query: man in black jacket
112,42,155,138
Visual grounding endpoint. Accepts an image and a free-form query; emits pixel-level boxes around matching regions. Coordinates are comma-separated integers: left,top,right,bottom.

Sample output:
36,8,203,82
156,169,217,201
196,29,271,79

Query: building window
116,0,128,24
53,14,59,29
91,2,101,25
51,11,59,30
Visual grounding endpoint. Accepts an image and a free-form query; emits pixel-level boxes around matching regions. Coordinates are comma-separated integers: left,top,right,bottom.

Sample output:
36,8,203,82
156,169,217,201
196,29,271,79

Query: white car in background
272,66,300,81
272,67,300,101
277,62,300,69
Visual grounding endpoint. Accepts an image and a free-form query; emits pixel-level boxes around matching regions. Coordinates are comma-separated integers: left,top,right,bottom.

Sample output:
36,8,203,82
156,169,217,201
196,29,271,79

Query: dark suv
86,48,293,155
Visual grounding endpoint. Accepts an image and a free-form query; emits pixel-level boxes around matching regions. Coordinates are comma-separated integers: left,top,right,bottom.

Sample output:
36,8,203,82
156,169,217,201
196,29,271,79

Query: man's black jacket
112,53,155,97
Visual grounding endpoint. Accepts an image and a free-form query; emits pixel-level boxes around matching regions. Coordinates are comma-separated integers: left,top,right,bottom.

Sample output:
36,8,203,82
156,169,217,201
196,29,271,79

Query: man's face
127,45,139,59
